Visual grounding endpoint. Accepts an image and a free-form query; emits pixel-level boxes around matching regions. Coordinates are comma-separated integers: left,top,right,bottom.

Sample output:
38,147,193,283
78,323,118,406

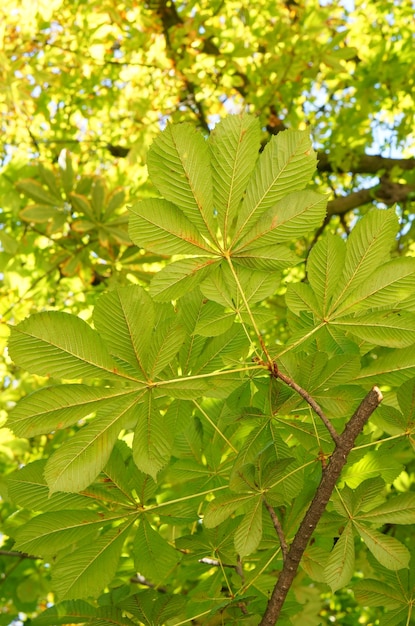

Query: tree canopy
1,1,415,625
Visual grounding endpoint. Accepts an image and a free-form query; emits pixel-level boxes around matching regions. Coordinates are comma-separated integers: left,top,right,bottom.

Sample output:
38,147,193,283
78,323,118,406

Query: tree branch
263,499,288,562
327,179,415,216
259,386,383,626
318,152,415,174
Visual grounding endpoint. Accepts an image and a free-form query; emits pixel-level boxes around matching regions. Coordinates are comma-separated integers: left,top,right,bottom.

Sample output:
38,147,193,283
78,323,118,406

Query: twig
0,549,40,559
263,499,288,562
259,386,383,626
276,371,340,445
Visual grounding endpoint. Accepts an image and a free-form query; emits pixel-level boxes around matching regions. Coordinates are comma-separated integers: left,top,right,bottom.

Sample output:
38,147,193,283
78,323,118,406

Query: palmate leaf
324,523,355,591
150,257,220,301
52,521,132,599
353,579,406,610
8,312,123,381
355,346,415,386
356,493,415,525
30,600,137,626
7,385,135,438
330,310,415,348
234,496,263,557
13,510,124,557
232,129,317,242
147,122,216,241
129,198,216,255
132,392,174,480
209,114,261,243
45,395,142,493
307,233,346,317
133,519,180,583
328,209,398,315
354,523,410,570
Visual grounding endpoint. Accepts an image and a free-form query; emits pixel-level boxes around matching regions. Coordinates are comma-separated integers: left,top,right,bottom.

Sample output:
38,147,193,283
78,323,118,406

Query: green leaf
7,461,91,512
307,233,346,316
146,318,186,379
324,523,355,591
357,493,415,525
7,385,131,438
191,324,249,374
193,301,235,337
134,519,180,583
234,190,327,250
353,579,405,610
343,450,403,489
335,257,415,314
147,123,216,241
52,522,131,599
45,396,140,493
150,257,220,301
233,243,299,271
204,493,254,528
16,179,60,205
234,496,263,557
209,114,260,243
93,286,154,377
354,523,410,570
329,310,415,347
20,204,62,223
329,209,398,314
355,346,415,385
13,510,122,557
397,377,415,418
129,198,215,255
132,392,173,479
233,130,317,242
30,601,137,626
285,283,321,317
8,312,122,381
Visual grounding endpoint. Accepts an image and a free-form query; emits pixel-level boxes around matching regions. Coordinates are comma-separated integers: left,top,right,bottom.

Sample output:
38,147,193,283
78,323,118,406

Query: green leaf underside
52,522,132,599
329,209,399,314
133,392,173,479
150,257,220,301
8,312,123,381
45,395,141,493
324,524,355,591
329,310,415,347
7,385,138,438
133,520,179,583
234,496,263,556
354,524,410,570
209,114,261,243
147,123,216,241
233,129,317,242
129,198,216,255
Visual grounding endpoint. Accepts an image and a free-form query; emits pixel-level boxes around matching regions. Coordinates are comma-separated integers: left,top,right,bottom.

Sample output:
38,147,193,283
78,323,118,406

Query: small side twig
276,370,340,445
259,386,383,626
263,499,288,562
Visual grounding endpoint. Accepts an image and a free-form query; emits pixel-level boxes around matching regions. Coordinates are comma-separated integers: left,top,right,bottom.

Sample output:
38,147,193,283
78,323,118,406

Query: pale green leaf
233,130,317,242
209,114,260,243
353,579,405,610
285,283,321,316
14,510,122,557
191,325,249,374
147,123,216,240
129,198,215,255
193,301,235,336
146,318,186,378
343,451,403,489
307,233,346,316
357,493,415,525
335,257,415,315
355,346,415,385
132,393,173,479
203,493,253,528
324,523,355,591
16,178,60,205
150,257,220,301
133,519,180,583
234,496,263,557
329,209,399,314
20,204,61,222
30,601,137,626
397,377,415,418
52,522,131,599
233,244,299,271
330,310,415,347
93,286,154,377
7,385,133,438
354,523,410,570
8,312,122,381
234,190,326,250
7,461,90,512
45,396,140,493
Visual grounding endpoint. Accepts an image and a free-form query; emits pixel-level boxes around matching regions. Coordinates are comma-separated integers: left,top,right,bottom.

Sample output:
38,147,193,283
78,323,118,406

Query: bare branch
318,152,415,174
263,499,288,562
